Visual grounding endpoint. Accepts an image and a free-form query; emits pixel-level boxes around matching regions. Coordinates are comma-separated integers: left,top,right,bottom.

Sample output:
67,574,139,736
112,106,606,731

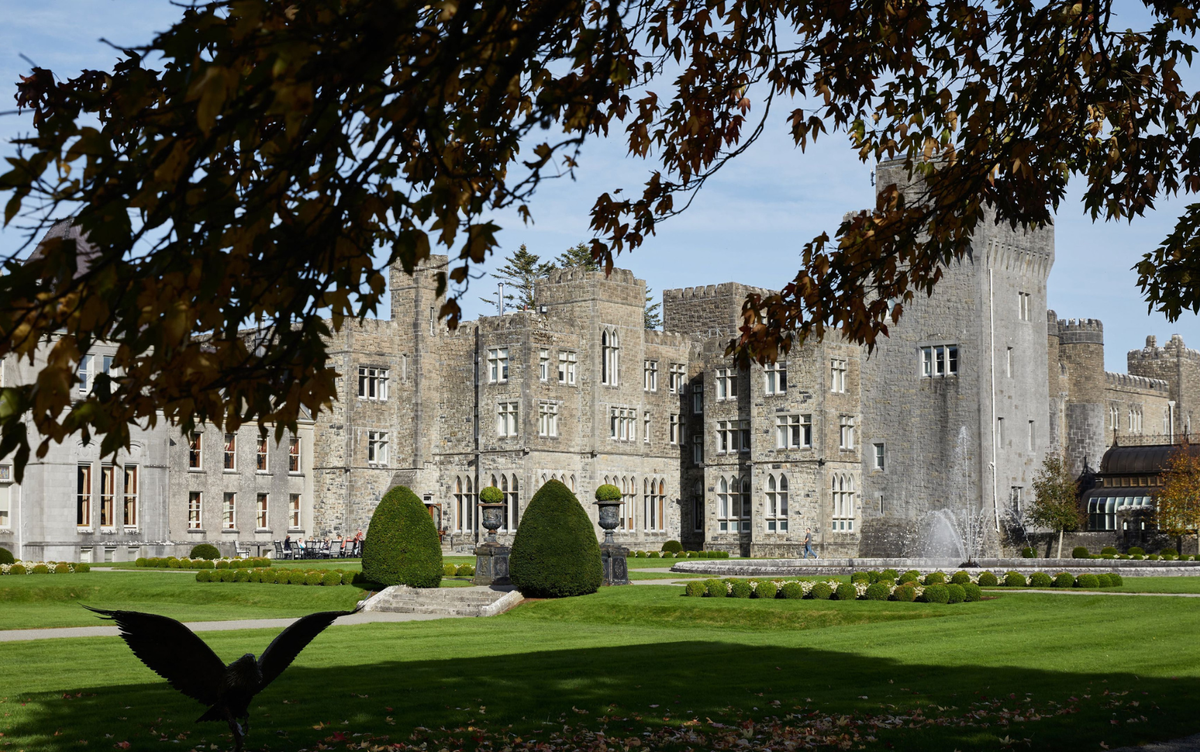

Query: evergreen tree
1030,452,1084,559
645,287,662,329
487,244,556,311
557,242,600,270
1155,440,1200,554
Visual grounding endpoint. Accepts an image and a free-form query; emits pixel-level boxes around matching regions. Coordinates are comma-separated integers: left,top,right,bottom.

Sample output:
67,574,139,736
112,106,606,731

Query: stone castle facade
4,167,1200,561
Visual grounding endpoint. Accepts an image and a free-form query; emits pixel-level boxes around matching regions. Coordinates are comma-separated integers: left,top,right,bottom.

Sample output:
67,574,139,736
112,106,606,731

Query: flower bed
136,556,271,570
195,567,356,586
1,561,90,575
681,577,983,603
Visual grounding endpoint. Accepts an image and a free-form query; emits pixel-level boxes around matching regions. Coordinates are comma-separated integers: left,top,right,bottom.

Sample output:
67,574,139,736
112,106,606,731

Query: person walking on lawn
802,528,817,559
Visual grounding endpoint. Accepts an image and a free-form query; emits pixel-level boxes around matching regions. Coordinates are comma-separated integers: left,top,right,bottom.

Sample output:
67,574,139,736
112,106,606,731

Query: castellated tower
858,160,1053,556
1128,333,1200,435
1051,317,1107,475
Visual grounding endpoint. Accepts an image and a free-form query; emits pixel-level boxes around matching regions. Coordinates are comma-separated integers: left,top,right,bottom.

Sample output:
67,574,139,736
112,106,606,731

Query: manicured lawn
3,586,1200,751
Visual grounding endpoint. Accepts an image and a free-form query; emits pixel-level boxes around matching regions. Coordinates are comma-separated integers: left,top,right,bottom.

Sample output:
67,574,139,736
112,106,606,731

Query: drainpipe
1168,400,1176,443
989,268,1000,532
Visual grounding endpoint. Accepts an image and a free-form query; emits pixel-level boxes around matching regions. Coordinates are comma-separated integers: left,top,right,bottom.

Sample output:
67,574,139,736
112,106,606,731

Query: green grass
4,587,1200,751
981,576,1200,594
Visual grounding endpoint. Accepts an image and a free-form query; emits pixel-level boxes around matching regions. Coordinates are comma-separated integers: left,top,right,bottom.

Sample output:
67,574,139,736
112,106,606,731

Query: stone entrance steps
359,585,523,617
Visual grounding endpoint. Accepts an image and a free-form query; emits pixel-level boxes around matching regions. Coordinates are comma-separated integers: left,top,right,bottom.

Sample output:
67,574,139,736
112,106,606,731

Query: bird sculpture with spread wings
85,605,359,752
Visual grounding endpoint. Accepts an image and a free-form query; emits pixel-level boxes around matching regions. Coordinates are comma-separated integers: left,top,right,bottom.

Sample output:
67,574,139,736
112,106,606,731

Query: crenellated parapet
1056,317,1104,345
1105,371,1170,394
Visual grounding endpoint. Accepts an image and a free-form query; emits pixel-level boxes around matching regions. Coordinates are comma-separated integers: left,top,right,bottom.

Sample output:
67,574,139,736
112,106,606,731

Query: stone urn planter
473,492,510,586
595,491,629,586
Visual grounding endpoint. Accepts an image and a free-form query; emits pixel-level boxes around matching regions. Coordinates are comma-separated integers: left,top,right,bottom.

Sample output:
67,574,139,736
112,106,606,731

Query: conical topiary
510,479,603,598
362,485,443,588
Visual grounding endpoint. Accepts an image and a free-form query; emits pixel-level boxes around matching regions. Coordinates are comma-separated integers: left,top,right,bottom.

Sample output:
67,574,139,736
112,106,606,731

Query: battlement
1129,333,1200,364
1105,371,1169,394
544,266,639,286
1056,317,1104,345
663,282,773,301
643,329,691,350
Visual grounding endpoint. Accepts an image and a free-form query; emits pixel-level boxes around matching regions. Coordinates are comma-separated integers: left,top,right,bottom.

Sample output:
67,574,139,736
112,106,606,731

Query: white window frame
538,401,559,437
920,344,959,377
288,436,302,473
289,493,302,529
256,435,269,473
558,351,577,385
188,432,202,470
839,415,856,450
539,349,550,382
765,474,789,532
643,411,651,443
99,465,116,530
830,358,848,393
669,414,680,445
775,414,812,449
692,434,703,464
831,474,855,532
601,329,620,386
669,363,687,394
609,407,636,442
367,430,390,465
223,492,237,530
223,433,237,471
872,442,885,471
497,402,519,438
644,360,658,392
77,464,92,529
123,465,138,530
0,475,10,530
357,366,390,400
487,347,510,384
765,361,787,395
256,492,269,530
187,491,202,530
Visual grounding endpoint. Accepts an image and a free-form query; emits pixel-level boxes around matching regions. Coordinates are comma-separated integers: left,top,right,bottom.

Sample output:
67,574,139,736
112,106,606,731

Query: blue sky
1,0,1197,372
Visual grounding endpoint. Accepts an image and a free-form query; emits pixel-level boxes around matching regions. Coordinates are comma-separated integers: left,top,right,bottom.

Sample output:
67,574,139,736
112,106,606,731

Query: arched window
738,476,751,531
499,475,509,531
657,479,666,532
643,478,651,532
509,475,520,529
832,474,855,532
766,475,789,532
602,328,620,385
454,477,465,532
569,474,576,493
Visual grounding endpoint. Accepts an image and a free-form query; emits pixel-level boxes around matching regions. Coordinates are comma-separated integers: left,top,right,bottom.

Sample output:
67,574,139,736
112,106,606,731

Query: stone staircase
359,585,523,617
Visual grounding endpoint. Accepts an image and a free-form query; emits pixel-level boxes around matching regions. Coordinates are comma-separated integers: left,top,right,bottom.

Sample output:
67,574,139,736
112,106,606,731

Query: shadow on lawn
12,640,1199,752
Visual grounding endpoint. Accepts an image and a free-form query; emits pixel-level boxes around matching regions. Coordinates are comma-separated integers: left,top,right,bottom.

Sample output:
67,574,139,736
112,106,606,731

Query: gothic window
776,415,811,449
921,345,958,377
455,477,475,532
601,329,620,385
765,361,787,395
766,474,789,532
831,474,855,532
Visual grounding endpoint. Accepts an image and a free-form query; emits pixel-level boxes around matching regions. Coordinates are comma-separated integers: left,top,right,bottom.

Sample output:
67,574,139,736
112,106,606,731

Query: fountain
917,426,989,564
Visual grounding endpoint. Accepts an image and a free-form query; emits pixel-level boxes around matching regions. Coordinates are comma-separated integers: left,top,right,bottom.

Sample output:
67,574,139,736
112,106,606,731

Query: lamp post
473,488,510,586
595,485,630,586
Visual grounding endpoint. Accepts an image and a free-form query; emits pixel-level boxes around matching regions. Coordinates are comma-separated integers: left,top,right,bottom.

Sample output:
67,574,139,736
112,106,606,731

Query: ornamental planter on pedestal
474,486,511,586
595,484,629,586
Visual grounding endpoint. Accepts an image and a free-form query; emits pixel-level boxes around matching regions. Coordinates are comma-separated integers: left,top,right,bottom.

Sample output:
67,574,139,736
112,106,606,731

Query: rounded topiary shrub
923,583,950,603
1053,572,1074,588
730,580,752,599
687,550,700,558
1101,546,1118,556
851,571,871,584
1029,572,1053,588
1075,573,1100,588
1131,554,1145,560
189,543,221,560
833,582,858,600
634,550,646,558
134,557,147,567
1072,546,1090,559
322,571,343,586
865,582,890,601
946,584,966,603
898,571,920,585
0,547,14,565
880,569,899,580
362,484,443,588
1021,546,1036,558
646,551,660,559
195,570,210,583
1128,546,1145,556
662,540,683,554
684,580,706,597
75,562,90,573
1161,547,1179,557
456,564,475,576
978,572,999,587
950,571,971,585
809,582,833,600
510,480,602,598
705,579,727,598
754,580,778,599
1109,572,1124,586
1096,573,1114,587
595,484,622,502
923,572,946,586
892,584,918,602
215,559,229,570
303,571,321,586
781,581,805,599
1004,572,1027,587
54,563,70,574
443,563,457,577
233,569,250,583
962,583,983,602
9,564,25,575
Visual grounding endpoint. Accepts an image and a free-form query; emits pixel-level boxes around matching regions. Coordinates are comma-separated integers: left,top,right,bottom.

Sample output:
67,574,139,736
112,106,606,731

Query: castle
3,166,1200,561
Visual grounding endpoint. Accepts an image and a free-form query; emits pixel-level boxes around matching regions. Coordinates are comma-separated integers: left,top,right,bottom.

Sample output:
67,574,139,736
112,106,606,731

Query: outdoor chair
334,539,347,558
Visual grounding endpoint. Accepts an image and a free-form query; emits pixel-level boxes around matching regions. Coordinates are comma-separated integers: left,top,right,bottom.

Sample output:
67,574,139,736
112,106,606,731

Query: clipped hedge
865,582,890,600
1020,546,1036,558
730,580,752,598
832,582,857,600
362,484,443,588
962,583,983,602
1072,546,1090,559
706,579,727,598
684,580,706,597
922,584,950,603
0,547,14,565
662,540,683,554
809,582,833,600
946,584,966,603
923,571,946,586
950,571,971,585
189,543,221,560
1054,572,1075,588
892,584,917,602
1075,573,1100,588
754,580,778,599
977,572,999,587
1029,572,1053,588
510,480,602,598
196,567,354,586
